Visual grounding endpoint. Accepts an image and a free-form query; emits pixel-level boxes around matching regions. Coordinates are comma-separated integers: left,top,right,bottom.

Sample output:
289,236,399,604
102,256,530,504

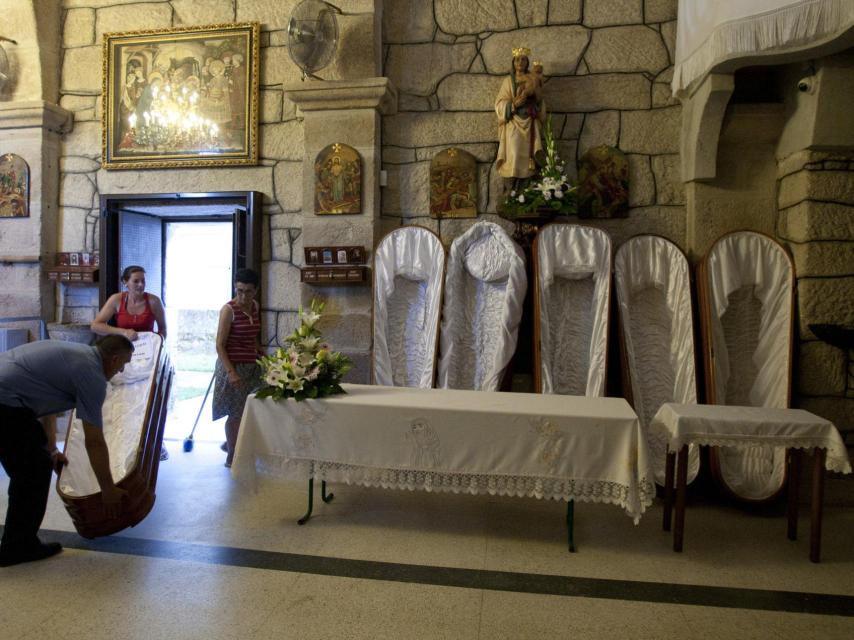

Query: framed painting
102,23,260,170
430,148,477,218
314,143,361,214
577,145,629,219
0,153,29,218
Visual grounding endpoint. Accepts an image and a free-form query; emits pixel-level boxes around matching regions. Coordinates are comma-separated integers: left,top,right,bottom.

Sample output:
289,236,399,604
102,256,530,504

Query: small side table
651,403,851,563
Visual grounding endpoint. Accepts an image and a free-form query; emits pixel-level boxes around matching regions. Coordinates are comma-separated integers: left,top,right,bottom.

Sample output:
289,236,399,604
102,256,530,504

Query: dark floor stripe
12,527,853,617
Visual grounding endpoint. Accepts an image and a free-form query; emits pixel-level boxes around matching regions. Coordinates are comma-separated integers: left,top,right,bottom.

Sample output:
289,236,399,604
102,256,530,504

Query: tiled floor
2,438,853,639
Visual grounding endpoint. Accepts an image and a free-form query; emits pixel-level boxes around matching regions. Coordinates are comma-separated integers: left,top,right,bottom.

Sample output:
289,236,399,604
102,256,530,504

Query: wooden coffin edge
56,340,174,538
698,230,796,504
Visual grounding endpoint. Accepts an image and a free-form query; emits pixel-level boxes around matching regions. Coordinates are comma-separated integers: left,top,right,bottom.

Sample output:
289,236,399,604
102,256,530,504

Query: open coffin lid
615,235,700,486
57,332,173,537
534,224,611,396
698,231,794,501
438,221,526,391
373,226,446,388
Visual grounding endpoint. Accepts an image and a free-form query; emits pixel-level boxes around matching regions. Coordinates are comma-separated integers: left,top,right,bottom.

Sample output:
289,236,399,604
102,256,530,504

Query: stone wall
777,150,854,436
380,0,685,246
56,0,377,353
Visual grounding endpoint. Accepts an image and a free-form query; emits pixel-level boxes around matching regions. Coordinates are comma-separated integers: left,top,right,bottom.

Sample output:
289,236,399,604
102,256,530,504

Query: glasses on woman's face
235,285,256,296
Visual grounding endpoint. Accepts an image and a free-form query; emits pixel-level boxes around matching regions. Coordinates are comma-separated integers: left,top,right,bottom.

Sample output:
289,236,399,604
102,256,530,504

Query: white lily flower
286,377,304,391
518,195,525,203
555,189,564,199
300,336,320,351
301,310,321,328
543,190,552,200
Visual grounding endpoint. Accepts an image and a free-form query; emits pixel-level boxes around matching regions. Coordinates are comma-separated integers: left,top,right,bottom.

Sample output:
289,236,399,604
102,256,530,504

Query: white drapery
673,0,854,94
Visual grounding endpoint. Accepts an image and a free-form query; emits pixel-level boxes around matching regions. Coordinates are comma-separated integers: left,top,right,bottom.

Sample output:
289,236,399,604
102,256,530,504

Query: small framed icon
337,249,348,264
69,253,79,266
308,249,319,264
322,249,333,264
81,253,91,266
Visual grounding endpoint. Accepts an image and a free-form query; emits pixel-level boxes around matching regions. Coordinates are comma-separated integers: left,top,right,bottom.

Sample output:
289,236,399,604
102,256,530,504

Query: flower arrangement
255,299,352,401
500,117,577,219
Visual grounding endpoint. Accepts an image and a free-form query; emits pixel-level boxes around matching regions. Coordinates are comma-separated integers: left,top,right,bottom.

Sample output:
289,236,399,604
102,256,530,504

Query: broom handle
189,372,216,438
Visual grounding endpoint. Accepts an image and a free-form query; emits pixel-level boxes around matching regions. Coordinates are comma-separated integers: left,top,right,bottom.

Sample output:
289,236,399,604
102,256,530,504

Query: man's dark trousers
0,404,52,550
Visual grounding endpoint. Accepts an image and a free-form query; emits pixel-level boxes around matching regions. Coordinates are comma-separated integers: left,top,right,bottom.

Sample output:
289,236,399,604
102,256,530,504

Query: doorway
98,191,263,445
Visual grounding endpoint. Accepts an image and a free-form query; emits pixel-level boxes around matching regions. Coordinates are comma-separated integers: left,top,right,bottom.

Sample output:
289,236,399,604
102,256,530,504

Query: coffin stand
438,221,527,391
697,231,795,502
57,333,173,538
372,225,446,388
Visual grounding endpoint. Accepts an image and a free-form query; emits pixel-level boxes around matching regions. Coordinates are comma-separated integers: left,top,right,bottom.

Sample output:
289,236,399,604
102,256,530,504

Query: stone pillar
284,78,397,383
0,100,72,339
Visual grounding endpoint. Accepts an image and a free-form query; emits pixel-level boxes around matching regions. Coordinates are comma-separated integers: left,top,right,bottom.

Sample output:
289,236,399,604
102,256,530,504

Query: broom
183,372,216,452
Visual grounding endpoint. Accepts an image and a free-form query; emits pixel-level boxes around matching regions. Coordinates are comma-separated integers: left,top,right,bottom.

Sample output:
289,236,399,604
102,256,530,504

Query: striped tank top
225,299,260,363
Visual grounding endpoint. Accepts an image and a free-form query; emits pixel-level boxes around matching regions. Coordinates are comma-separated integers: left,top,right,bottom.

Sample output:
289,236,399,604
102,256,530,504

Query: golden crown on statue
512,46,531,58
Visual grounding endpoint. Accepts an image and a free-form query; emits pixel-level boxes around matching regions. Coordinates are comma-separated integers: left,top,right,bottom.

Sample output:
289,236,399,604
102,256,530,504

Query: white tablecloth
650,403,852,474
232,384,655,522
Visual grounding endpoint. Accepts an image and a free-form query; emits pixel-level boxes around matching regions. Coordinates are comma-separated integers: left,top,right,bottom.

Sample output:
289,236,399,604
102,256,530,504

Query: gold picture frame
102,22,260,170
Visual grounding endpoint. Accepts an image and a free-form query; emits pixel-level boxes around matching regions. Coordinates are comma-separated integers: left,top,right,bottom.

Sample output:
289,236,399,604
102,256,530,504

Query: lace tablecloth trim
252,456,655,523
667,435,852,474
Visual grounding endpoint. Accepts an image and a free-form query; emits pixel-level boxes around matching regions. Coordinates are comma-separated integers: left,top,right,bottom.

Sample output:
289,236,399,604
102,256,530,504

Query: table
233,384,655,551
650,403,852,562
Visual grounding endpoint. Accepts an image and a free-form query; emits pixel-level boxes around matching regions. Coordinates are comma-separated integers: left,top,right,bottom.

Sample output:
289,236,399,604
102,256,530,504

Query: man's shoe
220,441,228,452
0,542,63,567
160,447,169,461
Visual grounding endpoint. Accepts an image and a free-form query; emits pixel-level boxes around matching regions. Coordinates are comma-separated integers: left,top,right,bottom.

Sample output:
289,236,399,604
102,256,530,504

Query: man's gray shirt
0,340,107,428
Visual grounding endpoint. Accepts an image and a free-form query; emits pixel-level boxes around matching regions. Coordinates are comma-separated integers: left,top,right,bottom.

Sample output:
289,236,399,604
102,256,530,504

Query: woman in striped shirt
213,268,262,467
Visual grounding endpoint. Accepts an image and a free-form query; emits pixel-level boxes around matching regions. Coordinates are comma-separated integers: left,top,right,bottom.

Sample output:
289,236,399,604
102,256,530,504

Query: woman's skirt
212,360,261,421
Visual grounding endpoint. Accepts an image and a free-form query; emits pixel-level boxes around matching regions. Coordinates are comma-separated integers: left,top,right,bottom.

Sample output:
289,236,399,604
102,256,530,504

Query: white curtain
673,0,854,94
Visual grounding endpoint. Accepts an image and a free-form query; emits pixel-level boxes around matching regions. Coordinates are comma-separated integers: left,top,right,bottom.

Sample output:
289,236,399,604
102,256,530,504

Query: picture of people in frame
337,249,348,264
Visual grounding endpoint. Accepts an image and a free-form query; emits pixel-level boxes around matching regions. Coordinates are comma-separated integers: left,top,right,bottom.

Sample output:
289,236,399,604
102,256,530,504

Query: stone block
548,0,582,23
63,8,95,47
480,27,589,75
260,121,304,161
516,0,549,26
386,43,477,96
317,312,372,352
589,205,686,248
383,112,497,147
383,0,436,43
60,95,97,114
61,46,101,94
789,242,854,278
436,74,504,111
270,228,292,262
778,201,854,242
273,161,302,213
313,287,373,316
435,0,517,34
645,0,678,22
796,396,854,434
798,341,848,396
60,156,100,174
778,170,854,209
380,161,431,217
325,14,379,80
95,3,172,41
661,21,677,63
236,0,298,30
261,46,303,87
415,143,497,163
583,0,642,27
398,94,431,111
652,82,679,107
261,89,283,124
62,121,101,158
545,73,650,112
382,146,416,164
797,277,854,339
586,26,669,74
628,154,654,207
560,114,585,140
276,311,301,342
263,260,301,311
59,207,90,251
578,111,620,157
60,174,96,208
652,154,683,205
301,216,377,249
620,107,680,154
172,0,235,25
342,351,372,384
95,166,274,196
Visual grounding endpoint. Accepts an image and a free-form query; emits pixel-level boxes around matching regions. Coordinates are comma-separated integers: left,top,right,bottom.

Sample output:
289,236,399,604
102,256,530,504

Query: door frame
98,191,263,305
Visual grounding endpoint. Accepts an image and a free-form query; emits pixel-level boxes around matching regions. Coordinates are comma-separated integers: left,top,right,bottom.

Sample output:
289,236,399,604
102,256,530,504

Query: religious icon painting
430,148,477,219
315,143,361,214
0,153,29,218
577,145,629,219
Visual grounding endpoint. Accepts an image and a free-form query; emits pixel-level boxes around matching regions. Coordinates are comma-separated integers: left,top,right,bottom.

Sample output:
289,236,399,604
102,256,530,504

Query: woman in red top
91,265,168,461
91,266,167,342
213,268,262,467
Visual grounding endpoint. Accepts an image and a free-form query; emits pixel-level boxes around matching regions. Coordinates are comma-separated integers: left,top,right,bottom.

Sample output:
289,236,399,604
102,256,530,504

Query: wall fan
287,0,340,81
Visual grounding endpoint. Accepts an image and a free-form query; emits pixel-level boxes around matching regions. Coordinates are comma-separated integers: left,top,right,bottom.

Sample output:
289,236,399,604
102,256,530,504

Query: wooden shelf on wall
47,266,99,284
300,265,369,286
